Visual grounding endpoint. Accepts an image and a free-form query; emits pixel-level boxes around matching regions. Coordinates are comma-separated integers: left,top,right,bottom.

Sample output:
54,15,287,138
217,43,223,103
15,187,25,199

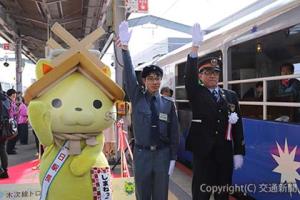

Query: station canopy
0,0,113,62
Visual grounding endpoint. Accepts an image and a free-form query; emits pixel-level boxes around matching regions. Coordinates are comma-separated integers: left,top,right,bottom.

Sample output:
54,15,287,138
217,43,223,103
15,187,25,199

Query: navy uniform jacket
122,50,179,160
184,55,245,157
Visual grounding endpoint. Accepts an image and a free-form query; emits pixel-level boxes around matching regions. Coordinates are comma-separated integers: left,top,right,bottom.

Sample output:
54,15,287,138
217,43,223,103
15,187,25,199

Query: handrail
239,101,300,107
228,73,300,84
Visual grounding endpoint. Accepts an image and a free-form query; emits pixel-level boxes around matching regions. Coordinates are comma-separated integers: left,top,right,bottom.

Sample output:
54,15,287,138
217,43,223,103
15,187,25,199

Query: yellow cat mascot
24,22,124,200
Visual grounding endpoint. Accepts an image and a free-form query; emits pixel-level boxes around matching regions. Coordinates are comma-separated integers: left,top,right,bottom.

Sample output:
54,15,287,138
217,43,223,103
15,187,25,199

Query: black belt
135,144,165,151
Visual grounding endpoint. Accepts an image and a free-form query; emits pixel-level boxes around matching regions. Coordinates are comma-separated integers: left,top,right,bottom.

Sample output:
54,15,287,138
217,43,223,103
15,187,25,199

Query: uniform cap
198,57,222,73
141,65,163,78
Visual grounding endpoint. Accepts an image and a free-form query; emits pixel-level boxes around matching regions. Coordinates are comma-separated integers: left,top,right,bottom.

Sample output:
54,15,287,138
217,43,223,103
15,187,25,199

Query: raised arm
28,100,53,146
118,21,140,103
184,23,203,99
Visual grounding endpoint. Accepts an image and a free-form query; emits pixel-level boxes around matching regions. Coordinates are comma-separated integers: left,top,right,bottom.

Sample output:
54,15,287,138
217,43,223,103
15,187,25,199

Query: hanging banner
125,0,148,13
1,43,15,51
3,43,10,50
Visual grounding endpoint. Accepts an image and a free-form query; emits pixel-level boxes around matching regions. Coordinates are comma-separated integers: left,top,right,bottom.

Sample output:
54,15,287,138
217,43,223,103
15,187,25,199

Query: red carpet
0,159,40,184
0,160,236,200
0,159,123,184
176,162,193,177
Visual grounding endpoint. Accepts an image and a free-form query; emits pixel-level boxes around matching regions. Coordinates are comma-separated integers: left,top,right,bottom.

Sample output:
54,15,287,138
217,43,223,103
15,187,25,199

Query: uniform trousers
192,145,233,200
134,146,170,200
18,123,28,144
6,134,18,153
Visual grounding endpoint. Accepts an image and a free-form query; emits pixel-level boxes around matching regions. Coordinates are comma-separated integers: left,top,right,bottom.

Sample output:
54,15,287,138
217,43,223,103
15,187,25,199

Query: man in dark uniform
185,23,245,200
0,84,9,178
118,21,179,200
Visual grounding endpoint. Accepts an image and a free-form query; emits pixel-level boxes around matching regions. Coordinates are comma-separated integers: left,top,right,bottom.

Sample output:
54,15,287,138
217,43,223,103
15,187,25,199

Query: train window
239,105,263,120
176,62,186,86
240,82,263,101
175,61,191,133
267,106,297,123
228,24,300,80
175,87,187,100
228,23,300,123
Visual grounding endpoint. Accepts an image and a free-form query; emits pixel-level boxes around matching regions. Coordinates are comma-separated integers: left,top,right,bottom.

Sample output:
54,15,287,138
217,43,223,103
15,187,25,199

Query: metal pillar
112,0,127,165
15,38,23,92
113,0,126,87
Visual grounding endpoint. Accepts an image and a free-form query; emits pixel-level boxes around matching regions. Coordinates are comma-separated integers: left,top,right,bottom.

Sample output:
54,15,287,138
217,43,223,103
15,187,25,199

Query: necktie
212,89,219,102
150,96,159,143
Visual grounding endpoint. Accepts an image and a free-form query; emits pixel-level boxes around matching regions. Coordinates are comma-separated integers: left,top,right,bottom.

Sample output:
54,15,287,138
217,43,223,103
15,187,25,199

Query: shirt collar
208,86,220,93
146,91,160,101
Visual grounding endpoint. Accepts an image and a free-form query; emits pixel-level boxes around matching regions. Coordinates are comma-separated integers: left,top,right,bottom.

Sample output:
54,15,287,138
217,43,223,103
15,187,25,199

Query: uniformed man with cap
185,23,245,200
117,21,179,200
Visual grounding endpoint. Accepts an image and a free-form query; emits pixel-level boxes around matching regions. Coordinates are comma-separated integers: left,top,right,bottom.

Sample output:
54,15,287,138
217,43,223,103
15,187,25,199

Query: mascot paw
28,100,53,146
70,159,88,176
29,101,51,122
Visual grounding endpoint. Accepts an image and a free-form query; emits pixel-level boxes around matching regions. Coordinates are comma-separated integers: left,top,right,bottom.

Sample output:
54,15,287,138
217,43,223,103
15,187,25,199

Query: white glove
233,155,244,170
168,160,176,176
118,21,132,45
191,23,203,47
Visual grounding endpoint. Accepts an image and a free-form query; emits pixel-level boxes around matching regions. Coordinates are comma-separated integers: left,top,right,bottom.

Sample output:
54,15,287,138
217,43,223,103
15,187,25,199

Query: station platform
0,130,193,200
0,131,239,200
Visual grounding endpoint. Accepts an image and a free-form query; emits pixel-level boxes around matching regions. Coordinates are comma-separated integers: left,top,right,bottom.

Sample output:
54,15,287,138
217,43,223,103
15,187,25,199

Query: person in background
278,63,300,122
16,97,29,145
0,83,9,178
160,86,173,97
185,23,245,200
31,129,44,157
16,91,23,99
118,21,179,200
170,88,174,97
103,125,116,163
6,89,18,155
242,81,263,101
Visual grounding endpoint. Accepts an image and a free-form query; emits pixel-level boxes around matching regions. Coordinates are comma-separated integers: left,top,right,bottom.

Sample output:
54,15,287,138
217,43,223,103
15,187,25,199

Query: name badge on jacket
159,113,168,122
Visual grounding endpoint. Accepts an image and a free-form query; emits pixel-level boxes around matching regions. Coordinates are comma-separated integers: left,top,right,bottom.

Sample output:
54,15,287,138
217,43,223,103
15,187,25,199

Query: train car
136,0,300,199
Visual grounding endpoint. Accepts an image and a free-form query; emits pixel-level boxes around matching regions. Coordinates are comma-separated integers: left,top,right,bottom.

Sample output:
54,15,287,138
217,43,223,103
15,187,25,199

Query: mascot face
38,72,115,133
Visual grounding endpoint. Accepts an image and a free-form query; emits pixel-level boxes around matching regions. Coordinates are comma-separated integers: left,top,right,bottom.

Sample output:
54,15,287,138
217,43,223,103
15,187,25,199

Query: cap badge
211,59,218,66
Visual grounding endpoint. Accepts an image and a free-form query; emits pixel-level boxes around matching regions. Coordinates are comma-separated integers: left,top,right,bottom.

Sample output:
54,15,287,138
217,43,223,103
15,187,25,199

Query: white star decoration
272,139,300,195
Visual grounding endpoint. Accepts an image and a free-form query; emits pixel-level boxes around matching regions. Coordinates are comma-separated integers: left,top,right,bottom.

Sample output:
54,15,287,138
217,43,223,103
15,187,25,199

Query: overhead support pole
113,0,126,87
15,38,23,92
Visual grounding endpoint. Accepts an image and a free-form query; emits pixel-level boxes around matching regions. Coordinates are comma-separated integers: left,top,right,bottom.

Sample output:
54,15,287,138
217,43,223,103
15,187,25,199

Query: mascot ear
36,59,54,79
